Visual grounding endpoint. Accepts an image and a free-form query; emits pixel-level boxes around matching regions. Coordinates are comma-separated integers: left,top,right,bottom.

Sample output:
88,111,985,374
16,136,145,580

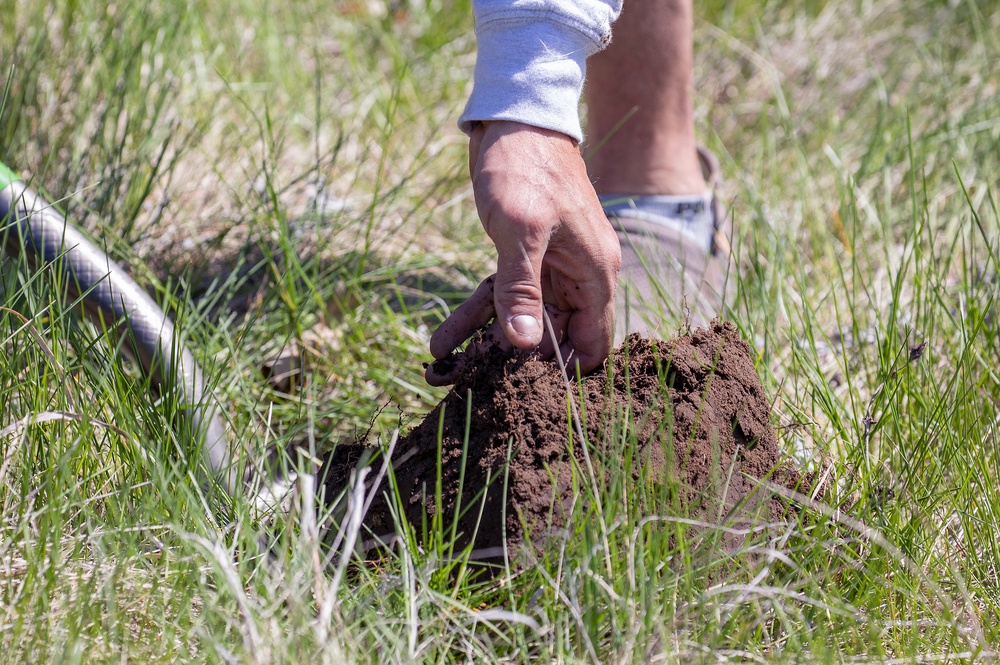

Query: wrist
480,120,579,147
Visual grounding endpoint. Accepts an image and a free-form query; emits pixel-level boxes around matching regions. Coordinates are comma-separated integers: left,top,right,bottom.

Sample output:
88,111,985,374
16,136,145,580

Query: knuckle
495,279,543,307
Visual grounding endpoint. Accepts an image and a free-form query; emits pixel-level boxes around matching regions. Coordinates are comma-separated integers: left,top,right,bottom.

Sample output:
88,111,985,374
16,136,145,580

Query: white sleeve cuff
458,14,603,143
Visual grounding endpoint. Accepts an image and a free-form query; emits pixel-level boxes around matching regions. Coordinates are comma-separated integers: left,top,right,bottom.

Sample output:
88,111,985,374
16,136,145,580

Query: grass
2,0,1000,661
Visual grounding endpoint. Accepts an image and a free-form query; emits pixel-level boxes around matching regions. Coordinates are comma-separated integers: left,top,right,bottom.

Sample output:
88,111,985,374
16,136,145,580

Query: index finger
429,275,497,359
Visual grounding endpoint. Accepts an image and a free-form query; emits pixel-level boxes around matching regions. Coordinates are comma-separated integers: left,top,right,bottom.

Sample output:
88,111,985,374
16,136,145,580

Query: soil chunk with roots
320,321,808,562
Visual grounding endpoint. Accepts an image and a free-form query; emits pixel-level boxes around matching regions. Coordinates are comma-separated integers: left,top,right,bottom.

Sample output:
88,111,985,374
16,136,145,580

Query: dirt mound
321,321,807,561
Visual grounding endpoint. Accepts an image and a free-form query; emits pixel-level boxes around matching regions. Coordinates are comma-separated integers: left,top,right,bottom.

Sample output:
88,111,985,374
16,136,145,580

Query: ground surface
322,321,806,560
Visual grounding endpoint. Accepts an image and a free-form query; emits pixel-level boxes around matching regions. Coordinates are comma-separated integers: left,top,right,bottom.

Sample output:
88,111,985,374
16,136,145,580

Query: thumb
493,243,545,350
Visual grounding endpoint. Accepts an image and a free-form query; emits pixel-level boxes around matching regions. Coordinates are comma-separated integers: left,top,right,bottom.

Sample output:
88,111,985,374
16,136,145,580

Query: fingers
423,354,464,387
429,275,497,360
425,319,509,386
558,305,615,379
427,273,505,387
554,258,618,378
424,303,570,387
537,304,570,358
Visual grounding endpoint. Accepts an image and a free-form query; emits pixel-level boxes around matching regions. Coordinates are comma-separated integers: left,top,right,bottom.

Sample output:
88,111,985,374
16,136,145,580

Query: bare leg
587,0,732,340
585,0,705,196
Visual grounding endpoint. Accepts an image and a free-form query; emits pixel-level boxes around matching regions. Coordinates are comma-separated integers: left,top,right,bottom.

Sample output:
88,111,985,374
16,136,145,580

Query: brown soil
320,321,808,562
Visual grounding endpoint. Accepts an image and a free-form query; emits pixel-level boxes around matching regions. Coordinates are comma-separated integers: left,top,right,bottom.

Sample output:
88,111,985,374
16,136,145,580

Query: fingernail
510,314,541,339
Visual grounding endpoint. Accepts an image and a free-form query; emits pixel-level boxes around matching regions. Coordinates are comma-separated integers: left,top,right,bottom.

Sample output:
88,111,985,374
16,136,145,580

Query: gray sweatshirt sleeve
458,0,623,143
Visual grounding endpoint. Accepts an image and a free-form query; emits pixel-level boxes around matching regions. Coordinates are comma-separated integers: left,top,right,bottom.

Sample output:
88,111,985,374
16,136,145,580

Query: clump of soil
320,321,808,561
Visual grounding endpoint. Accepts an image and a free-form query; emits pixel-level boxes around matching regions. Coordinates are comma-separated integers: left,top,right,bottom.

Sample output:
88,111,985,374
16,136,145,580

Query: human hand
425,121,621,386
